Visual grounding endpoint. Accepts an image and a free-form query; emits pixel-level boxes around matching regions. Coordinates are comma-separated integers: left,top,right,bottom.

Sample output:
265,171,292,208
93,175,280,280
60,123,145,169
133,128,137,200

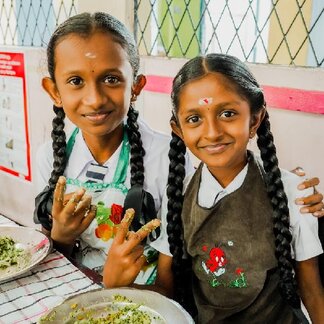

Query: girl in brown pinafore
164,54,324,323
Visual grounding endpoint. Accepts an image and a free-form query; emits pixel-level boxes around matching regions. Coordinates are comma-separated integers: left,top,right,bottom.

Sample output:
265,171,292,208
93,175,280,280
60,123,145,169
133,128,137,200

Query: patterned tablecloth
0,215,101,324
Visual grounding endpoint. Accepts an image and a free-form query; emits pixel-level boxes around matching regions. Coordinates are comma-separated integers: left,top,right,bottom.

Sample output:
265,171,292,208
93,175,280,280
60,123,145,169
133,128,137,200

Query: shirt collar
66,130,122,179
198,162,249,208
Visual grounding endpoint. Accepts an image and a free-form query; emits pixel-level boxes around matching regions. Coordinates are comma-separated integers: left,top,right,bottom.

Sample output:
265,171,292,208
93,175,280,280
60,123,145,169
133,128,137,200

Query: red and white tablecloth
0,215,100,324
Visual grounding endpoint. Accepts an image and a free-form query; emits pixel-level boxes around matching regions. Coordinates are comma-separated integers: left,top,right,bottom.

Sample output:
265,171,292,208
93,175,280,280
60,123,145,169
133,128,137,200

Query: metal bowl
39,287,194,323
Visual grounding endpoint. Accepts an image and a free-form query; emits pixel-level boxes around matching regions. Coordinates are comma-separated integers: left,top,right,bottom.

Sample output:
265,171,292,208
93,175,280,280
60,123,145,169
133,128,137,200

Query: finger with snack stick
103,208,160,288
51,176,96,250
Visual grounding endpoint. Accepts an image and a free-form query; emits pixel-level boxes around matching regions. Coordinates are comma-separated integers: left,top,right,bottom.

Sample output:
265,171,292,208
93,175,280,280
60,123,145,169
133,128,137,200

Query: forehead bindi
198,97,213,105
54,32,131,76
84,52,97,59
180,74,241,106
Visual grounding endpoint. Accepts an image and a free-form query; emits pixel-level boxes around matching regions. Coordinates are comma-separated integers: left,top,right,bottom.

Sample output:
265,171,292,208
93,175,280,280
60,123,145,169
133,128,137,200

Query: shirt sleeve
34,142,53,193
150,170,194,256
281,169,323,261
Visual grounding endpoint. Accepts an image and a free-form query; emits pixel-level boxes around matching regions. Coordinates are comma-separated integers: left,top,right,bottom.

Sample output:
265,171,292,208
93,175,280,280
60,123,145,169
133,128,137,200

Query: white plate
0,226,52,283
39,287,194,323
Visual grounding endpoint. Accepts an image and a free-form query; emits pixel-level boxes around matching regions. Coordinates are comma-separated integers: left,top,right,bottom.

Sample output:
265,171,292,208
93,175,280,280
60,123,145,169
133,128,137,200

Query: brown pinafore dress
182,154,298,324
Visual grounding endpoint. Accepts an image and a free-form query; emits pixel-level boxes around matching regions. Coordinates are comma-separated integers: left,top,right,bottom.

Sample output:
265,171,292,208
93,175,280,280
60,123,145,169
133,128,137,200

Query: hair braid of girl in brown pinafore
166,53,302,314
256,112,300,308
166,131,186,295
166,128,198,315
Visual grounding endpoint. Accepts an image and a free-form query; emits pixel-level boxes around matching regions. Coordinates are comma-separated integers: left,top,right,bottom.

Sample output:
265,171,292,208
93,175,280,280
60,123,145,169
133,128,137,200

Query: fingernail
313,212,320,217
295,199,304,205
298,184,305,190
300,207,309,213
58,176,66,184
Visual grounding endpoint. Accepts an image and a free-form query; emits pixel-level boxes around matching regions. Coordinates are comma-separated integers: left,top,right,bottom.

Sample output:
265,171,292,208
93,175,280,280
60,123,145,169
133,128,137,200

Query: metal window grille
1,0,323,68
134,0,324,67
0,0,78,47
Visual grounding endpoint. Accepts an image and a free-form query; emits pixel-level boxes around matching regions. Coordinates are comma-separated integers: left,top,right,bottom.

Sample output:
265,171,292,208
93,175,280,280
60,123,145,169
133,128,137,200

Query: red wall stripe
144,75,324,115
145,75,173,94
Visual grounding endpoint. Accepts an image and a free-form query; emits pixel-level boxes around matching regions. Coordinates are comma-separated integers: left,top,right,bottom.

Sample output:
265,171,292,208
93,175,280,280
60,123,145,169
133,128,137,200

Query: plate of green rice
0,226,52,283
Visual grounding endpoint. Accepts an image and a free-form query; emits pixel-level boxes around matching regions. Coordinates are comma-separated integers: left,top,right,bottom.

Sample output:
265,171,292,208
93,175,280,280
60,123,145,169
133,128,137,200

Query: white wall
0,46,52,227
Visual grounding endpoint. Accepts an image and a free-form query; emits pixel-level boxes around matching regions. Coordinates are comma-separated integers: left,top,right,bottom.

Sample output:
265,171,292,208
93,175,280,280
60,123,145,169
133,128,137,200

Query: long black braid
257,111,300,308
49,106,67,190
34,12,144,229
167,53,303,316
33,105,67,230
127,105,145,186
166,130,187,302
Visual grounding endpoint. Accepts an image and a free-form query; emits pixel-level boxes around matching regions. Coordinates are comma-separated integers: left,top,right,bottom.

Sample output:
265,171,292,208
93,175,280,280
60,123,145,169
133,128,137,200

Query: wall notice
0,52,31,181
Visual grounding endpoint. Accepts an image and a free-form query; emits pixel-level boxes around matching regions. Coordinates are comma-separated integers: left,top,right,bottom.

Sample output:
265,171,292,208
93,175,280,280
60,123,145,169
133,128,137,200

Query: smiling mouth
201,143,229,153
82,111,112,122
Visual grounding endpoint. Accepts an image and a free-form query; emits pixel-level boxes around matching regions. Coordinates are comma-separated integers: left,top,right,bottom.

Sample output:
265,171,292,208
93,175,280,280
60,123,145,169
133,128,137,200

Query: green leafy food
0,236,24,269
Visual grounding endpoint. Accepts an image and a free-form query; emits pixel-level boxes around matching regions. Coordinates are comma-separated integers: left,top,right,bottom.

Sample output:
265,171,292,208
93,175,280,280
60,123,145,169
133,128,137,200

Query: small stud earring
249,131,254,139
131,93,137,102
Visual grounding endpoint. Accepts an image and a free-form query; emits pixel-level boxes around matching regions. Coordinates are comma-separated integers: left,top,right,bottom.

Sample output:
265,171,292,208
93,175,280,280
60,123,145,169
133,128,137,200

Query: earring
249,131,254,139
131,93,137,102
55,100,62,107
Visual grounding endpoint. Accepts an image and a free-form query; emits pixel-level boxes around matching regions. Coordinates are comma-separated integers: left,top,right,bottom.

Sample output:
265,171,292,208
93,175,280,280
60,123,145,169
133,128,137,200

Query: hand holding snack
103,208,160,288
51,176,97,246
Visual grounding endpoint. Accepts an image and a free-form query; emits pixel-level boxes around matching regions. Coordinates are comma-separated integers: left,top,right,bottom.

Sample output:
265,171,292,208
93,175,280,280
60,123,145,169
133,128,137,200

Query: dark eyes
104,75,120,84
220,110,236,118
67,75,120,87
187,115,200,123
68,77,83,86
186,110,236,124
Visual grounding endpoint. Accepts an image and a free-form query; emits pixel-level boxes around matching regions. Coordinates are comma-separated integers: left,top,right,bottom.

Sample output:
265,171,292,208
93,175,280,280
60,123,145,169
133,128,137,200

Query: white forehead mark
85,52,96,59
198,97,213,105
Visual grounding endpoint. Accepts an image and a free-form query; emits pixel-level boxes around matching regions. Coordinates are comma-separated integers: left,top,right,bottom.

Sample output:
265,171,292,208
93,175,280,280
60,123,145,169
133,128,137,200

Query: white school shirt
35,118,194,280
154,159,323,262
35,118,177,211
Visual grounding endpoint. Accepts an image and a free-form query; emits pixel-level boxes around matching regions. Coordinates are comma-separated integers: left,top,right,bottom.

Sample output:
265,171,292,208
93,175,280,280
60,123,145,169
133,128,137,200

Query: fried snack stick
103,208,161,288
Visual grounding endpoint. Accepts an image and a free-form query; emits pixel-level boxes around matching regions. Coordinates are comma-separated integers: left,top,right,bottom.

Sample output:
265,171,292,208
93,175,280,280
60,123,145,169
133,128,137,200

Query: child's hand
291,167,324,217
103,208,160,288
51,176,96,246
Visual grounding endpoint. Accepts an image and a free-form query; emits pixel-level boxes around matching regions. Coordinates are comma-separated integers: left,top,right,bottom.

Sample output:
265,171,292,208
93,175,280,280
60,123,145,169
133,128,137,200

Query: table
0,215,101,324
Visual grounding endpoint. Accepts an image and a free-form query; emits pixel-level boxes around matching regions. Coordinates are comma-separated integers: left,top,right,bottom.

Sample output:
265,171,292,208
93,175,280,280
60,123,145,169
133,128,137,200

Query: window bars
0,0,323,67
0,0,77,47
134,0,324,67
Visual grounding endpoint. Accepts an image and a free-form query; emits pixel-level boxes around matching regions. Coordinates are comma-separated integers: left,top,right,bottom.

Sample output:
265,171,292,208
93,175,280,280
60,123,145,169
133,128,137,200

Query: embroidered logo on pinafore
201,241,248,288
94,202,123,241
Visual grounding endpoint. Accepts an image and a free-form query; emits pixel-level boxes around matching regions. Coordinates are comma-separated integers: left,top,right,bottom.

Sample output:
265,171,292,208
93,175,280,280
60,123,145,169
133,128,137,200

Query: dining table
0,214,102,324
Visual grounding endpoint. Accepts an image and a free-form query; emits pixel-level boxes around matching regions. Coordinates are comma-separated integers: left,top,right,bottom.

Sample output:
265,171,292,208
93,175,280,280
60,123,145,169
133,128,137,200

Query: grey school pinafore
181,153,299,324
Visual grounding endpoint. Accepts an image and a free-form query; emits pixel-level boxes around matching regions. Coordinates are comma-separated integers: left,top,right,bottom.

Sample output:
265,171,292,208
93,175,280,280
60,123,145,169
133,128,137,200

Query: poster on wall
0,52,31,181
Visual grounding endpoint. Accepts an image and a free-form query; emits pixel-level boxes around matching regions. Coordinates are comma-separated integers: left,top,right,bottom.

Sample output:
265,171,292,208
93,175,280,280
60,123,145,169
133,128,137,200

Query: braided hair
167,53,302,312
34,12,145,228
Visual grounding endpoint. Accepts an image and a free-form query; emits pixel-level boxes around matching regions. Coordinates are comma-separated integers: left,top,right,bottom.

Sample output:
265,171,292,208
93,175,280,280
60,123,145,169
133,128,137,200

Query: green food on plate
0,236,24,269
